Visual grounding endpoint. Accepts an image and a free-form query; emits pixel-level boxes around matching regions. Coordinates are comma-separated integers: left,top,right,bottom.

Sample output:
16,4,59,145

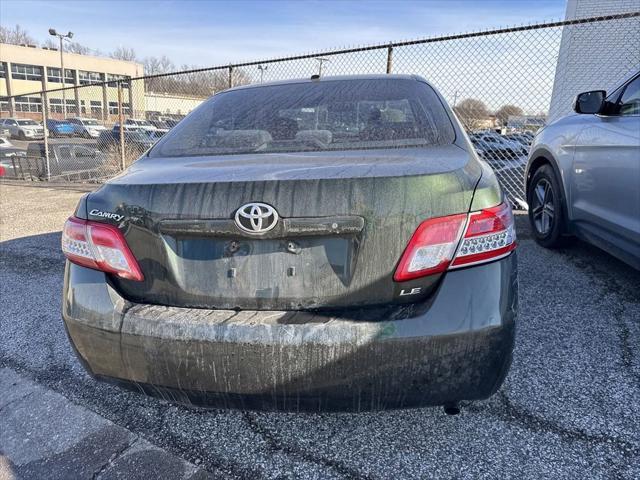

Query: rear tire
527,164,572,248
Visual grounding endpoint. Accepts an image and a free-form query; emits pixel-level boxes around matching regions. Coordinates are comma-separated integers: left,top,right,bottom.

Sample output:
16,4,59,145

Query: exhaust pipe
443,403,460,415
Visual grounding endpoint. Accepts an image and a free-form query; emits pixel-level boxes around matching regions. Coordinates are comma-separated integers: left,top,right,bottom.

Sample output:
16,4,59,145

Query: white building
548,0,640,121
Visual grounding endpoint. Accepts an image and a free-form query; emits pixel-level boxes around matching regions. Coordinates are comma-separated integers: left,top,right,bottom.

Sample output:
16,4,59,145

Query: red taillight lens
0,165,5,176
61,217,144,281
393,201,516,282
450,202,516,268
393,213,467,281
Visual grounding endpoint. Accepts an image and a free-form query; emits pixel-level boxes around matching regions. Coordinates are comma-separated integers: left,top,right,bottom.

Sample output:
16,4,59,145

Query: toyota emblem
234,202,279,234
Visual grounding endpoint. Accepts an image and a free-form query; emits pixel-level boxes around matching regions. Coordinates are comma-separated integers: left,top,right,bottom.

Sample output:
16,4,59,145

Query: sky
0,0,567,67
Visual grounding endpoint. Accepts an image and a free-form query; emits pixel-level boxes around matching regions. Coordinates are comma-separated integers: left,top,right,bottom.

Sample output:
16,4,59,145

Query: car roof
224,74,428,93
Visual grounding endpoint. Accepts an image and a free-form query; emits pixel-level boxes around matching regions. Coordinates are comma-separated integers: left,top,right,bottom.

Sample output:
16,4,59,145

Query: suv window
73,146,95,158
58,146,72,158
619,76,640,116
26,144,44,156
151,78,455,158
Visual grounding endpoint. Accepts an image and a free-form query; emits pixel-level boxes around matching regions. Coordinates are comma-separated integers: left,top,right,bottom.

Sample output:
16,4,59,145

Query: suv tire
527,164,572,248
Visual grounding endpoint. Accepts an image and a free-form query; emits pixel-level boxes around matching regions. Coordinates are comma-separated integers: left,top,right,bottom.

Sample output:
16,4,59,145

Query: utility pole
257,65,268,83
49,28,74,117
315,57,330,77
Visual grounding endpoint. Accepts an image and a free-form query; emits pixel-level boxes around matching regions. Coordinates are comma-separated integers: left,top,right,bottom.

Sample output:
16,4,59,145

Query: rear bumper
62,254,518,411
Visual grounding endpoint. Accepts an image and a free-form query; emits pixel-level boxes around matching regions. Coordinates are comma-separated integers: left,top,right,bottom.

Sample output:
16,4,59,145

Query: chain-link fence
1,12,638,208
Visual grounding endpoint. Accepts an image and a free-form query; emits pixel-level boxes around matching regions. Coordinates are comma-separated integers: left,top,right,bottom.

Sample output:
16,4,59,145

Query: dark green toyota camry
61,75,517,412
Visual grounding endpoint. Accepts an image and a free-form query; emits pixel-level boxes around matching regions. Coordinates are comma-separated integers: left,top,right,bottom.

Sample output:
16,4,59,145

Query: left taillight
61,216,144,281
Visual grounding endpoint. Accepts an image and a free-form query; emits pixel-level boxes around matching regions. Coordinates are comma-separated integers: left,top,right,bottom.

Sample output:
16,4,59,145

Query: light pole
257,65,267,83
48,28,74,117
314,57,330,77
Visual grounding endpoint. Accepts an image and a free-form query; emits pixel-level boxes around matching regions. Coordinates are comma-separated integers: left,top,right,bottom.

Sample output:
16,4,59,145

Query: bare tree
494,104,524,126
42,38,58,49
144,55,175,75
41,38,91,55
453,98,490,131
110,46,137,62
0,24,36,45
66,42,91,55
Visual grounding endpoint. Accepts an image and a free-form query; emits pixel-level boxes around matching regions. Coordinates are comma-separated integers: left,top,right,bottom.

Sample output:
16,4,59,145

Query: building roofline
0,42,144,68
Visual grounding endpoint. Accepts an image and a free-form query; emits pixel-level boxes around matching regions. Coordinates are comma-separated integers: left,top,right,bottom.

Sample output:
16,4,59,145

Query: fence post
41,91,50,181
228,66,233,89
117,82,126,171
386,44,393,74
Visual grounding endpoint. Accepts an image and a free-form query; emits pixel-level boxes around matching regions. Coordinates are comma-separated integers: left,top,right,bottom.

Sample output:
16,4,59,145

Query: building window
0,97,9,111
90,100,102,115
0,63,6,79
47,67,75,84
108,101,131,115
50,98,79,114
15,96,42,112
106,74,130,88
78,70,103,85
10,63,43,81
66,99,78,114
49,98,62,113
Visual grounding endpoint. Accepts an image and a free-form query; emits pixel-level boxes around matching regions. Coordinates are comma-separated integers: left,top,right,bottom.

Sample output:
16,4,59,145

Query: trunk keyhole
227,241,240,254
286,241,301,254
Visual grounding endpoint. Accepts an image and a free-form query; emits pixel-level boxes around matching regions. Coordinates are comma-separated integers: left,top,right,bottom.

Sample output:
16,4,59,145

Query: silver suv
525,70,640,269
0,118,45,140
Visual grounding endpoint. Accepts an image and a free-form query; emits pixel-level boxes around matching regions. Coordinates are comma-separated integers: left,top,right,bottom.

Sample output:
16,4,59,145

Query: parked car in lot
61,75,518,412
26,142,108,178
0,136,15,149
124,118,158,133
150,118,180,130
525,70,639,269
0,141,27,177
470,132,528,160
505,131,534,146
66,117,107,138
45,119,75,137
0,124,11,138
0,118,45,140
97,127,156,155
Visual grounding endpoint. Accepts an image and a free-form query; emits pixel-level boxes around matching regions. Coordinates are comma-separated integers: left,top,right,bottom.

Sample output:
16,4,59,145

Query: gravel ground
1,182,638,479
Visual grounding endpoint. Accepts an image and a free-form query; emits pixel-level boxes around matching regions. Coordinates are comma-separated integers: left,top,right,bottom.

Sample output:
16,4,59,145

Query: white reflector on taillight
61,216,144,281
393,201,516,282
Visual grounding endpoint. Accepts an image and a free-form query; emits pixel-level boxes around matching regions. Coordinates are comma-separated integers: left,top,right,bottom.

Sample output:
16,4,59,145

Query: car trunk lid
85,145,481,310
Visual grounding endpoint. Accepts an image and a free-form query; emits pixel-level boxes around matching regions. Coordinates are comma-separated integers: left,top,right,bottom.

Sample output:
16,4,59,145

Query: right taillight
393,201,516,282
61,216,144,281
450,201,516,269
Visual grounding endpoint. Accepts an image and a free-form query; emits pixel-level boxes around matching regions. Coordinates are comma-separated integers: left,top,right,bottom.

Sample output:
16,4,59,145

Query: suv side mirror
574,90,606,114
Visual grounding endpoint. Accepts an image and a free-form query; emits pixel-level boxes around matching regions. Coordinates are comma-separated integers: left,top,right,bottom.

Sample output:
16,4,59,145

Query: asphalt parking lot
1,182,638,479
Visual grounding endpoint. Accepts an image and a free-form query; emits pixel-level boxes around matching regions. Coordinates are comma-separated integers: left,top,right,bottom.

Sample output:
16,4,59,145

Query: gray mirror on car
574,90,606,114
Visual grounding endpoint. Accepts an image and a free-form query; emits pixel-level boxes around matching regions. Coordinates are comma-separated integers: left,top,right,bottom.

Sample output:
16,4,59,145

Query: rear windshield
150,78,455,158
18,120,38,126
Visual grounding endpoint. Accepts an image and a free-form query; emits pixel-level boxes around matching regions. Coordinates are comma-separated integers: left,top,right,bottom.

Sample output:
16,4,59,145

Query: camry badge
234,203,279,234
